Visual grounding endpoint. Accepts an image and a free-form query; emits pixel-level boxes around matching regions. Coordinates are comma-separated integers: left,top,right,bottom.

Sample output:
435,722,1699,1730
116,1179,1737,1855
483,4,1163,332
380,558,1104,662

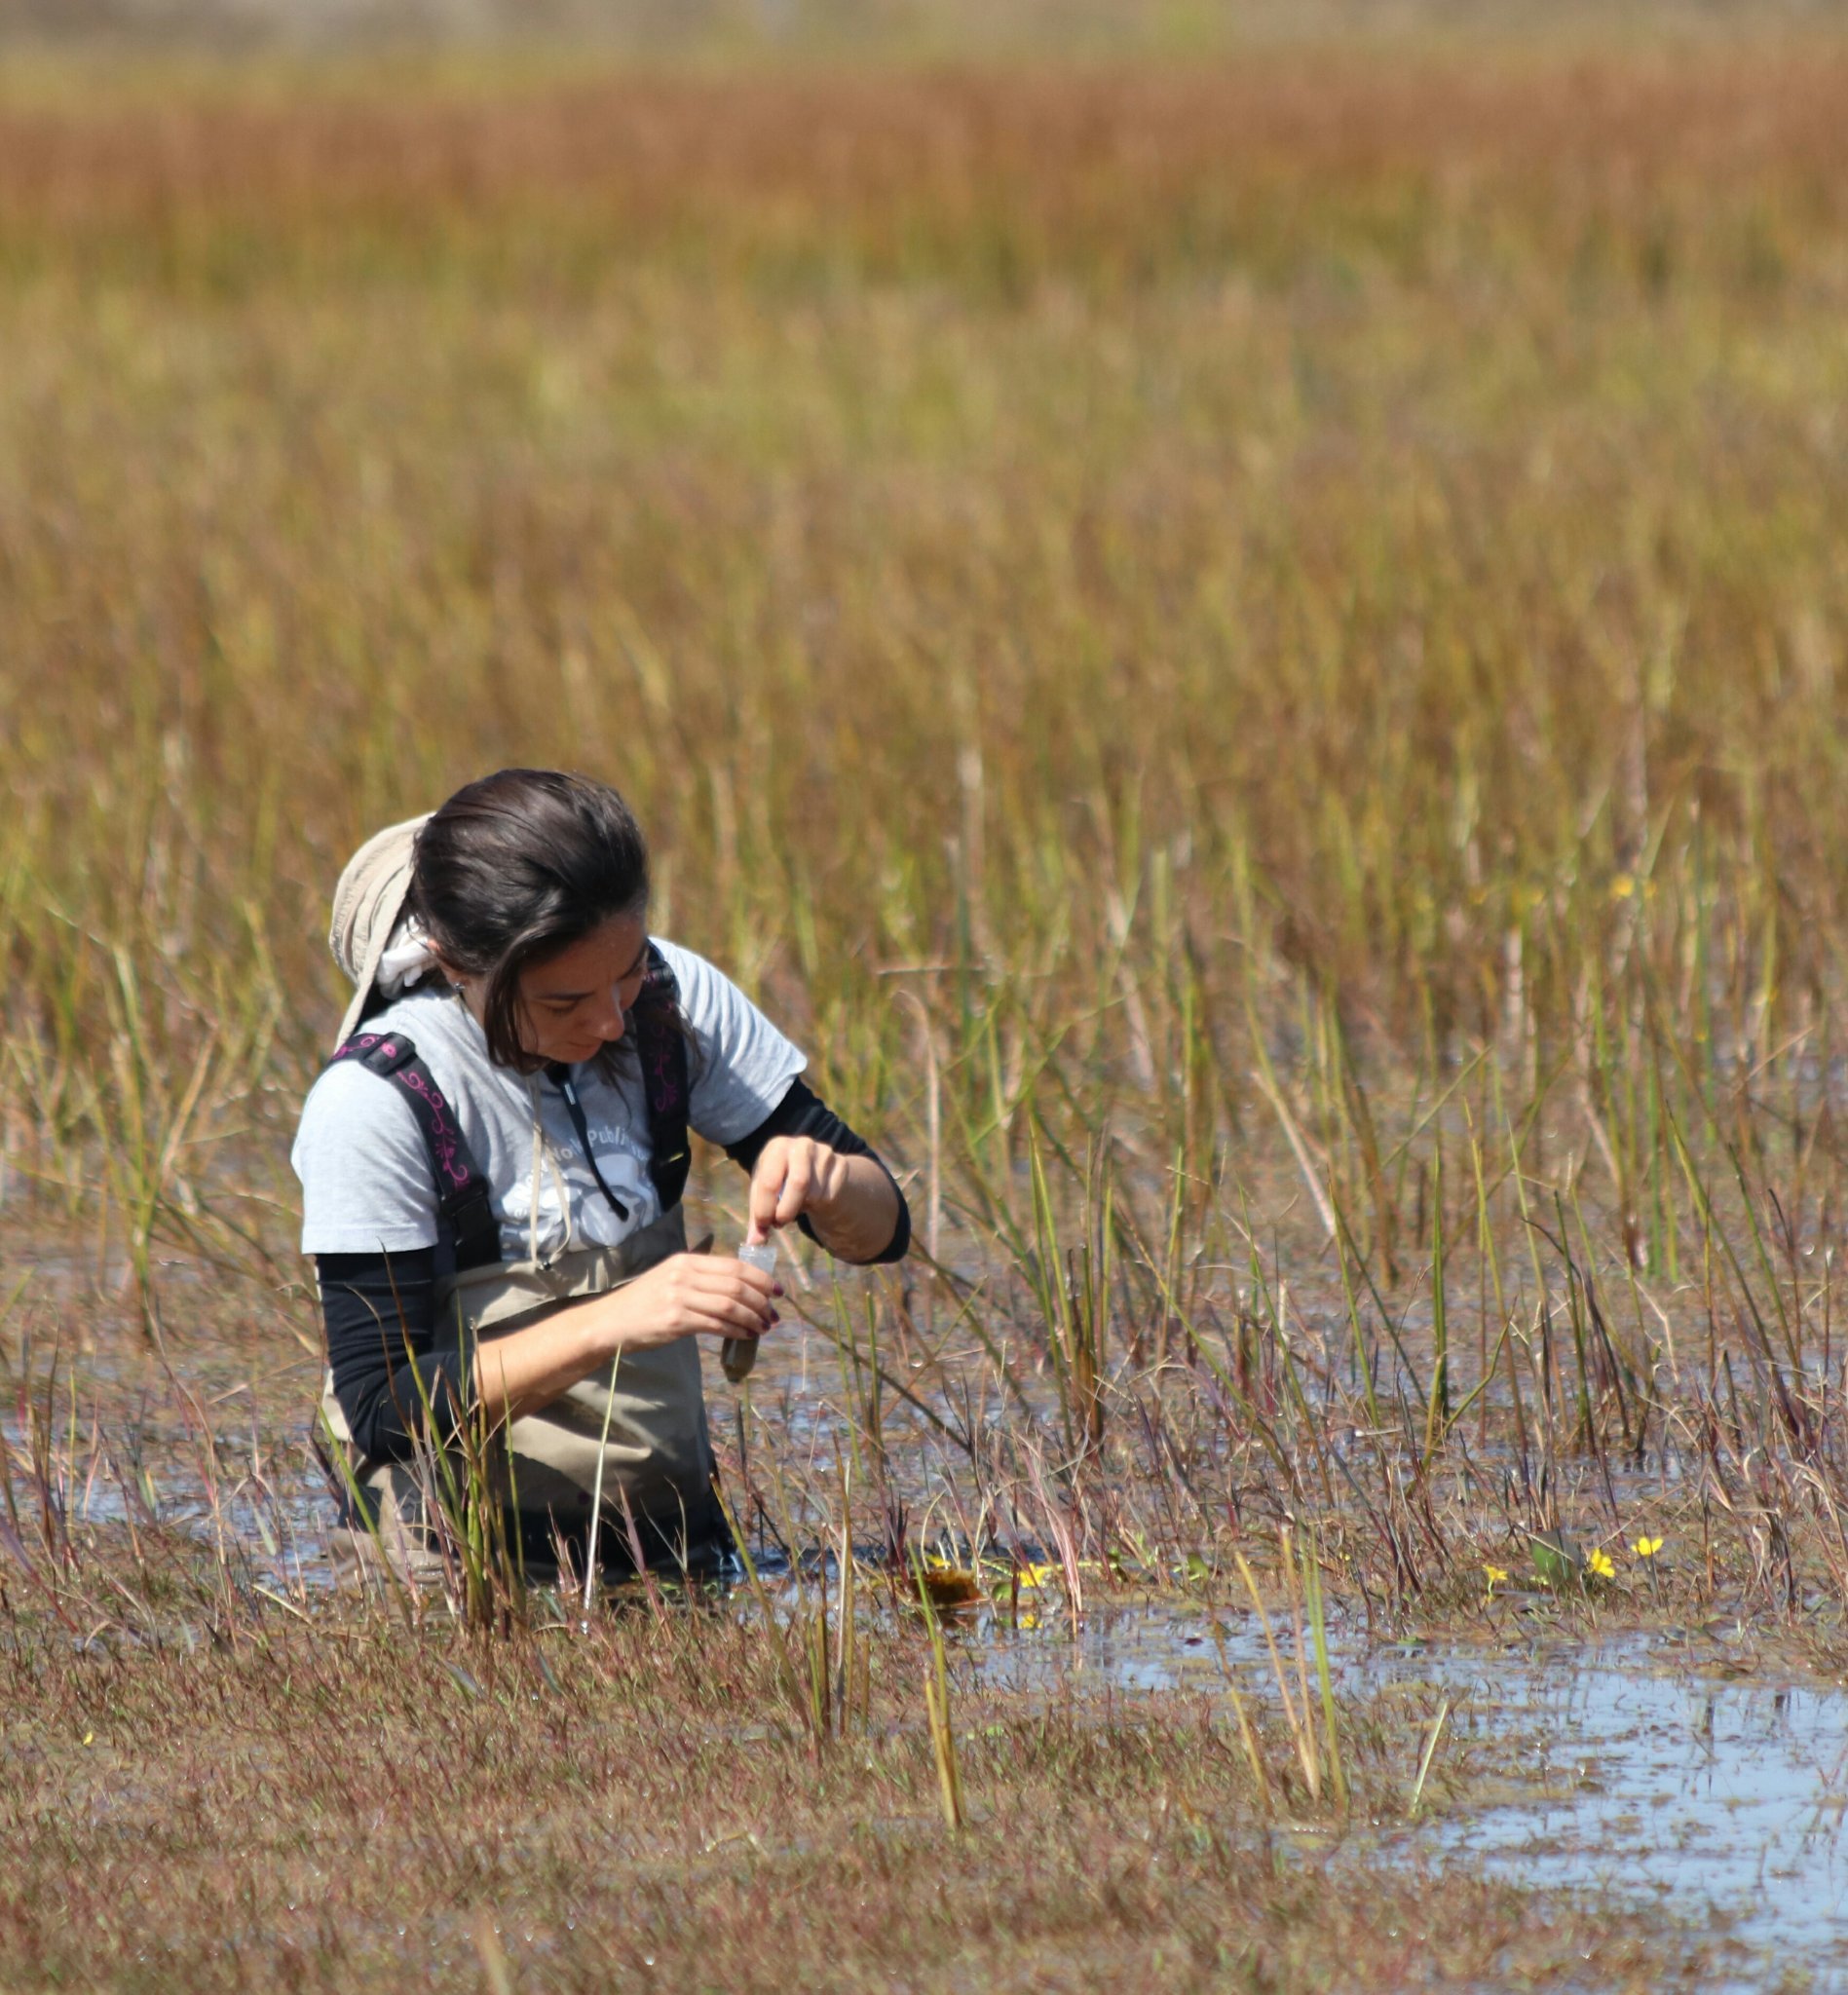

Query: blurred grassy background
1,6,1846,1316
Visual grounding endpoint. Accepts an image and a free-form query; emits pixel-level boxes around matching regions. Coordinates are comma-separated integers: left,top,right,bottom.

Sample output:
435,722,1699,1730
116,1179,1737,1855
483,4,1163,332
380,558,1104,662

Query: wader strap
329,1031,500,1271
634,944,692,1213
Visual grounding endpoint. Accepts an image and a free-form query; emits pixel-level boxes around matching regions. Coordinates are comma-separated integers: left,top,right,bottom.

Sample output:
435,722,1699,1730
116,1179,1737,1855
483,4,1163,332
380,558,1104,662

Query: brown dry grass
2,50,1846,287
0,1550,1729,1994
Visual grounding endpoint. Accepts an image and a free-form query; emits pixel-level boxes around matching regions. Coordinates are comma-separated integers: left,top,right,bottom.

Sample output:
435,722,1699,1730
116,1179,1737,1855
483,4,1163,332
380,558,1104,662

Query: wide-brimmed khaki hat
328,812,432,1052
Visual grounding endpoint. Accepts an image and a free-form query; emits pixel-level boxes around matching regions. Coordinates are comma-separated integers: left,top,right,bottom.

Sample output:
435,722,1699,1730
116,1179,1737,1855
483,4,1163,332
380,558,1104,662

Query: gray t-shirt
292,938,806,1260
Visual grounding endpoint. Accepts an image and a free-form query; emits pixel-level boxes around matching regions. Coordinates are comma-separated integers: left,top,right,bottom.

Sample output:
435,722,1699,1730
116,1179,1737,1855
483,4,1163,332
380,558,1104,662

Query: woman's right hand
600,1253,780,1354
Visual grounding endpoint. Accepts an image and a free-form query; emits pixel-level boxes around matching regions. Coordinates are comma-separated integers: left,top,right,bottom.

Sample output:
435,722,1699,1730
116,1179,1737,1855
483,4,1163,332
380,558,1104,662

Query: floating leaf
1527,1531,1581,1590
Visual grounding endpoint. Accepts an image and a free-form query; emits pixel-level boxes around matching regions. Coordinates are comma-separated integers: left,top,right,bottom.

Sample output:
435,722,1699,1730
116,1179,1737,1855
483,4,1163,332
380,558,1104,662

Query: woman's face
447,914,652,1067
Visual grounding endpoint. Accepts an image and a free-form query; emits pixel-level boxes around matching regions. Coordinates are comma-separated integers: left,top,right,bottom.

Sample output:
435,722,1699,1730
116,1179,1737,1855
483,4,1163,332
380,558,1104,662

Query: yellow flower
1609,874,1636,901
1016,1562,1058,1590
1587,1548,1616,1581
1633,1536,1664,1560
1483,1563,1509,1592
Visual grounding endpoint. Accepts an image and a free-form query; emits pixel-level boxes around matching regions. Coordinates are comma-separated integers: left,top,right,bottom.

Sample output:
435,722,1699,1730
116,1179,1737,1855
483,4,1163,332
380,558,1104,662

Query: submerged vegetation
4,8,1848,1986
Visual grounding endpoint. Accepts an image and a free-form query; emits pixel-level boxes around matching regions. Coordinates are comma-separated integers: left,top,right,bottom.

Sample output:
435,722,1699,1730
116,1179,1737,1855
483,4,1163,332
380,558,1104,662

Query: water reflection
978,1603,1848,1984
1414,1641,1848,1985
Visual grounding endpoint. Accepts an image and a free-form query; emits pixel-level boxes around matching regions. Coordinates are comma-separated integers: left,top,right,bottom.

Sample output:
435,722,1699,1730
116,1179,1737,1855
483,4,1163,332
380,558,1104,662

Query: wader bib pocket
320,1208,724,1578
438,1206,714,1524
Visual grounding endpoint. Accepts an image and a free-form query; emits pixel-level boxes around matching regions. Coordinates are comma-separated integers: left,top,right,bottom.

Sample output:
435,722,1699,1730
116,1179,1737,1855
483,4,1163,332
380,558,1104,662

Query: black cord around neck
545,1061,630,1223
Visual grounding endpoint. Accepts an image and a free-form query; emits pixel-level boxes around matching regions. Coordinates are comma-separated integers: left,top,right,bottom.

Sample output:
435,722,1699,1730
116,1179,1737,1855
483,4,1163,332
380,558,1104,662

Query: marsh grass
3,13,1848,1986
0,1451,1734,1994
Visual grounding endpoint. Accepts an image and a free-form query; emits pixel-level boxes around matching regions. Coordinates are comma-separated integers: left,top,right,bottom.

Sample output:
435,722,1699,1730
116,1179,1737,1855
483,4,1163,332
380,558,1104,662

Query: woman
293,768,908,1580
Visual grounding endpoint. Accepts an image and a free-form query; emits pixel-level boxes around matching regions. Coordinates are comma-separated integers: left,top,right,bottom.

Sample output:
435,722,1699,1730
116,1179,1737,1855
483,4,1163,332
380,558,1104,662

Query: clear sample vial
722,1236,777,1383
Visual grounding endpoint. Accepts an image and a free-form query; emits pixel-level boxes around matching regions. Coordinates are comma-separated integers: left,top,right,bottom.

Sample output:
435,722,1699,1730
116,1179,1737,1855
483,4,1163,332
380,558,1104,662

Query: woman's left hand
748,1136,903,1264
748,1136,853,1240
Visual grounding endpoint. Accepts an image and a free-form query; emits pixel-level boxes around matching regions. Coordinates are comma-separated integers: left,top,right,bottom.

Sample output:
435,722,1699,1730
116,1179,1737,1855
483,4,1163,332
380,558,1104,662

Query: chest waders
315,949,724,1580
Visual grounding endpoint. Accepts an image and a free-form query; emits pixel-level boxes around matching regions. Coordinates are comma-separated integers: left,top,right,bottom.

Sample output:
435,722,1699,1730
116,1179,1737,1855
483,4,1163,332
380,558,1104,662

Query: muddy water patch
976,1603,1848,1983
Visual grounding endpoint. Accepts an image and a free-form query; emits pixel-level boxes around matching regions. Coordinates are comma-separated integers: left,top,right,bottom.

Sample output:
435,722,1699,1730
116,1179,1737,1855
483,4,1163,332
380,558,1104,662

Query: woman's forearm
803,1152,903,1263
469,1254,778,1424
470,1294,619,1426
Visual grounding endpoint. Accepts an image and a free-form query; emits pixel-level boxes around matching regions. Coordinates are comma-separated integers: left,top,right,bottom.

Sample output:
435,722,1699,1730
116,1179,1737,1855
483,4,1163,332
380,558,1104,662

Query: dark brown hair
409,769,656,1073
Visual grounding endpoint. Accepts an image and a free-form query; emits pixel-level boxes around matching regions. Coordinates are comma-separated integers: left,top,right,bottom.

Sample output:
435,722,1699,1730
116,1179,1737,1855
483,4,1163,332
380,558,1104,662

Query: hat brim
332,870,416,1054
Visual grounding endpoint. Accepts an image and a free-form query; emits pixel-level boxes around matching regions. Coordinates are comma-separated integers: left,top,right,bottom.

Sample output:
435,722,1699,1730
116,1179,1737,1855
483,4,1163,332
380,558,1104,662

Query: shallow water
977,1601,1848,1986
1419,1640,1848,1990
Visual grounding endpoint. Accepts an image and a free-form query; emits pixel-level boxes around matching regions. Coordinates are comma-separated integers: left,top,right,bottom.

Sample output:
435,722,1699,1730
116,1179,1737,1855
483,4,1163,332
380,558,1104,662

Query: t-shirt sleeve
291,1060,442,1256
657,939,808,1148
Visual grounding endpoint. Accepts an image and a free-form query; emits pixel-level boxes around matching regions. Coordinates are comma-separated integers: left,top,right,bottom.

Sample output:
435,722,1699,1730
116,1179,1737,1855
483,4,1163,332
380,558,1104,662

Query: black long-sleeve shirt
317,1078,908,1466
